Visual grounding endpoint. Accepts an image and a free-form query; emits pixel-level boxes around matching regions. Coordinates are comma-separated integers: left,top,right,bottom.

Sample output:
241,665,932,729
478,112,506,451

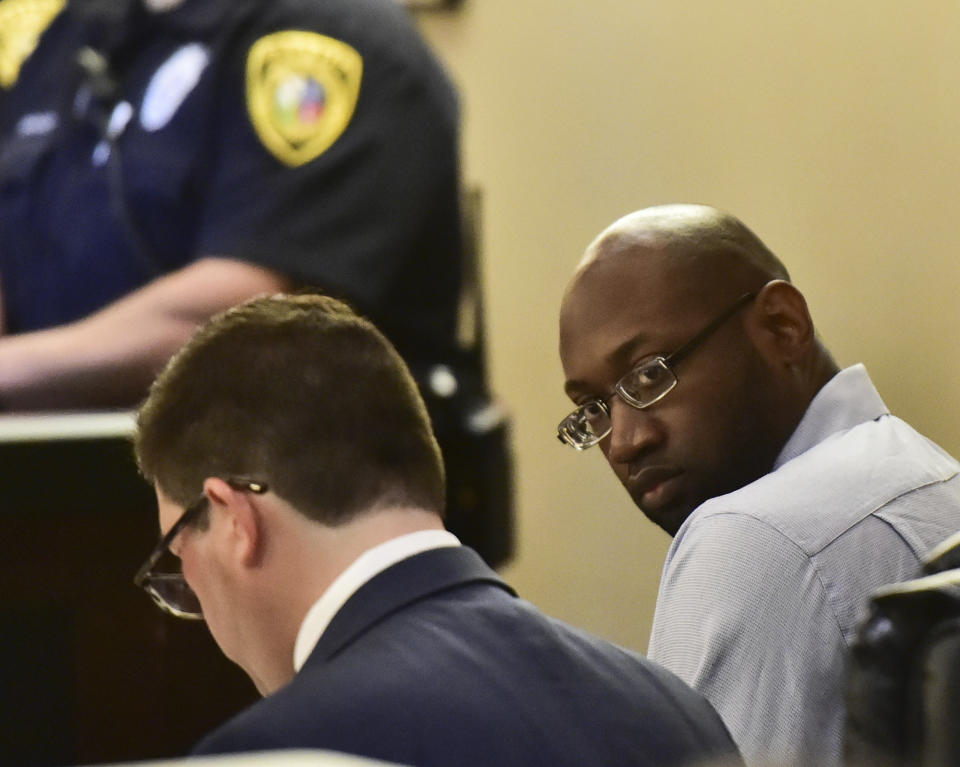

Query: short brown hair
135,294,445,524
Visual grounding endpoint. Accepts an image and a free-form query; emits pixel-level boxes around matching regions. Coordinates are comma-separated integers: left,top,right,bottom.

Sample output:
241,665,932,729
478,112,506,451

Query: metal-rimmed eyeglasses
133,479,268,620
557,292,757,450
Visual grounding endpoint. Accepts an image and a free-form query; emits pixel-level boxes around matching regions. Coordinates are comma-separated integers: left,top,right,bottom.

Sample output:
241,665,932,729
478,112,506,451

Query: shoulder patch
0,0,65,89
246,30,363,168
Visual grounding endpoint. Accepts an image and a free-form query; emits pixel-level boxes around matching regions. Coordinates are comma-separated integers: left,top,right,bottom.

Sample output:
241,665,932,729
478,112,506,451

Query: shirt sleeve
648,511,847,767
192,12,462,330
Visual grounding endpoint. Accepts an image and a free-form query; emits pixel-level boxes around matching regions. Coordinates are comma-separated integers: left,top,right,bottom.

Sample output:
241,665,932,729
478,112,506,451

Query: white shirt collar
293,529,460,671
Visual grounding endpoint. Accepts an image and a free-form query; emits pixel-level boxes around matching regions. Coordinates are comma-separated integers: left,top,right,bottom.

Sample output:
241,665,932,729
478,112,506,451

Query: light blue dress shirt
648,364,960,767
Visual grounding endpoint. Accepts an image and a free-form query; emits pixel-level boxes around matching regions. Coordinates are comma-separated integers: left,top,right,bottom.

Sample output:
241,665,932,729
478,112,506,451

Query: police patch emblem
246,31,362,167
0,0,65,89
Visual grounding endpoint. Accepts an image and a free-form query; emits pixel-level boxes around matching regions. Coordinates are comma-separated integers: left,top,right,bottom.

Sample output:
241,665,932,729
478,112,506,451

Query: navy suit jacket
193,546,741,766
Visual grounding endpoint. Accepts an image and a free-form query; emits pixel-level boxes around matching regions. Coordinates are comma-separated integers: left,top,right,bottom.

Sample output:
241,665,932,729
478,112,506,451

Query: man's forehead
562,247,690,331
563,222,746,331
562,263,670,378
559,242,722,390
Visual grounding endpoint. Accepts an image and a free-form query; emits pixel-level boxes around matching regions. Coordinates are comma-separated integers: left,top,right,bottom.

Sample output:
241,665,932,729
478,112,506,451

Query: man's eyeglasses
133,479,268,620
557,292,757,450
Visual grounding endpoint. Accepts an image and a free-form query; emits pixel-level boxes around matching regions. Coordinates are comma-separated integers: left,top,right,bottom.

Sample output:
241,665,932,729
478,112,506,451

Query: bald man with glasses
557,204,960,767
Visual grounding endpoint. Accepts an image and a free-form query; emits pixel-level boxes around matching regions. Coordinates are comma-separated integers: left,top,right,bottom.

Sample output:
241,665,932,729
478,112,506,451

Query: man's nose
605,396,664,464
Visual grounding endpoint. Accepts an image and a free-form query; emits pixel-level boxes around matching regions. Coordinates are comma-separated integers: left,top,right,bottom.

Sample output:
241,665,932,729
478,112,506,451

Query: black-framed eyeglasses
133,479,268,620
557,292,757,450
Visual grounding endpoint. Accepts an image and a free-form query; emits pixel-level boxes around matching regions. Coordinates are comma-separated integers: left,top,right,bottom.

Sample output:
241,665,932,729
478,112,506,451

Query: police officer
0,0,513,567
0,0,463,410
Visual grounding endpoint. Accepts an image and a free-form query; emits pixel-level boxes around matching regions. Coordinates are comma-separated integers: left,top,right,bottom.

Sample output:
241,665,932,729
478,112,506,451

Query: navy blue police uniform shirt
0,0,463,365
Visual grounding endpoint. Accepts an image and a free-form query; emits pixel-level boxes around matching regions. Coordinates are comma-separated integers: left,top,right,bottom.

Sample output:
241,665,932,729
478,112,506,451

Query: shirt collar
293,529,461,672
774,363,889,469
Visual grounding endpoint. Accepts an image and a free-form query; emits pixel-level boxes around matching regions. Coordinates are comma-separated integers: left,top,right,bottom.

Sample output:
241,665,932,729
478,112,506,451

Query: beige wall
416,0,960,653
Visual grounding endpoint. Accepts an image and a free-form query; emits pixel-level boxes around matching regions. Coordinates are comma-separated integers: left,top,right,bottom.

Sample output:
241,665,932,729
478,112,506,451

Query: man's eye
633,361,664,387
582,400,606,419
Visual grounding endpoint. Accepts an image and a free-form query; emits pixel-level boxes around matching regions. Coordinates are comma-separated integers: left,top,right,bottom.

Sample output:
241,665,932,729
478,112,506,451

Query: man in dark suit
132,293,741,767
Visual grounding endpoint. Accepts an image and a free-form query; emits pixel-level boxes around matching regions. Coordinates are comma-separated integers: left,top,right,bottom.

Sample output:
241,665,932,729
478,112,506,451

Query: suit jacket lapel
308,546,516,664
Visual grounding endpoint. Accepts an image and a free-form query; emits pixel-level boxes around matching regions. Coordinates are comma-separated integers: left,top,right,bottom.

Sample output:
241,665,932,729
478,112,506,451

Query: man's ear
203,477,263,569
745,280,815,366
